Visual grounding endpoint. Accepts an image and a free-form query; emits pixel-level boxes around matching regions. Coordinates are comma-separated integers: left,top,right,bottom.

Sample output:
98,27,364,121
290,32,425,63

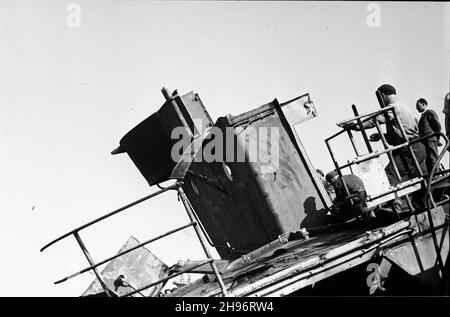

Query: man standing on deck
343,84,427,185
443,92,450,151
416,98,442,173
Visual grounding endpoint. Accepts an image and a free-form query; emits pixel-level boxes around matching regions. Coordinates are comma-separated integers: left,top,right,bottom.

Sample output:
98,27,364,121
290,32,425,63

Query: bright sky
0,1,449,296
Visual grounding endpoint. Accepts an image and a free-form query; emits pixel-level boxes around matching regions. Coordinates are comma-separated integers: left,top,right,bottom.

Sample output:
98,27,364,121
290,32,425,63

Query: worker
443,92,450,151
416,98,442,173
343,84,427,185
325,171,367,220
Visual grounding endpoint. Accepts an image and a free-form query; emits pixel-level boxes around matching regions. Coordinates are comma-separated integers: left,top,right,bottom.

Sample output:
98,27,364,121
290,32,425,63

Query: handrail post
325,139,351,199
73,232,113,297
54,221,198,285
176,182,228,296
425,133,449,288
352,104,373,153
346,129,360,157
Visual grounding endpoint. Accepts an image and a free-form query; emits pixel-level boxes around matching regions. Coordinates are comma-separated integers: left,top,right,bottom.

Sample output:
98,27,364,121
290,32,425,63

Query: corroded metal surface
170,207,449,297
384,206,449,276
170,217,413,297
177,95,330,260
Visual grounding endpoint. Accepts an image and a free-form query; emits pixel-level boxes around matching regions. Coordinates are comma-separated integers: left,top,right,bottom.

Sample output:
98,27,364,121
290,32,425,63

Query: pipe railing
40,184,177,253
336,104,397,128
328,102,449,212
327,100,450,288
54,221,197,285
41,180,229,297
424,132,449,291
327,131,449,207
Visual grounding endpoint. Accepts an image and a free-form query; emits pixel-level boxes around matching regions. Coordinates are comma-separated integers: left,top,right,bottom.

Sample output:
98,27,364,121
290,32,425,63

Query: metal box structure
112,91,213,186
113,89,331,260
179,97,331,259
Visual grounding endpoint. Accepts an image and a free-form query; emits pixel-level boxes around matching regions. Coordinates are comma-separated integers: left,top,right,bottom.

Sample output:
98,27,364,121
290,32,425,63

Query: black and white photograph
0,0,449,303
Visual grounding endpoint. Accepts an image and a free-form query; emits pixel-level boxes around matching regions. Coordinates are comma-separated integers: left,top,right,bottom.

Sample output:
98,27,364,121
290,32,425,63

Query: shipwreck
41,87,449,296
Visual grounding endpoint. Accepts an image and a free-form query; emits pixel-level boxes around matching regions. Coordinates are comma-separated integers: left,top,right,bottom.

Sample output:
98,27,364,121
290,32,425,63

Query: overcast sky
0,1,449,296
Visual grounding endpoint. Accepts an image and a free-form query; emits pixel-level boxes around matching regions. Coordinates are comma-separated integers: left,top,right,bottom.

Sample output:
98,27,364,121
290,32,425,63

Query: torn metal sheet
82,236,169,297
170,216,413,297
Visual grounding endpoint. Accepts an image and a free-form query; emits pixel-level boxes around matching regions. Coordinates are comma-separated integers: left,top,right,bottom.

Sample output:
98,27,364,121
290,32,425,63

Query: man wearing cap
416,98,442,172
344,84,427,185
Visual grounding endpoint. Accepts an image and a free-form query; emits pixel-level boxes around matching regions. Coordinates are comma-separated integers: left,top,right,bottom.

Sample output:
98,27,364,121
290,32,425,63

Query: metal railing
327,105,449,216
325,95,449,290
41,181,228,297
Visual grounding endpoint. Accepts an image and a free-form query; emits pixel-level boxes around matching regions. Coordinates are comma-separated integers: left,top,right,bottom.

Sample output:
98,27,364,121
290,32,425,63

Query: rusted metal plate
383,206,449,276
179,95,330,260
356,157,391,207
82,236,169,297
384,228,449,276
243,114,329,231
355,156,423,207
412,206,447,232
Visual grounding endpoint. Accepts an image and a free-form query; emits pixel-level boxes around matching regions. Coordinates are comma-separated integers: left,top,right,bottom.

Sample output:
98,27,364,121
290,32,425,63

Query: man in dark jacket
343,84,427,185
443,92,450,151
416,98,442,173
325,171,367,219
